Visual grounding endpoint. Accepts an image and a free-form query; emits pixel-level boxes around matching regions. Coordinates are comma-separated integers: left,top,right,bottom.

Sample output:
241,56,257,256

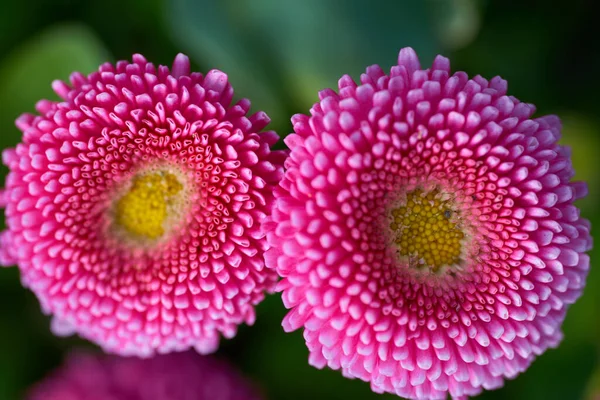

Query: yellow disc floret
115,172,183,240
390,188,464,272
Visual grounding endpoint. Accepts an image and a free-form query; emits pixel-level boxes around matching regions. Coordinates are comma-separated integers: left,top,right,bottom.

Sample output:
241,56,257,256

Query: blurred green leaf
560,114,600,187
167,0,289,131
451,18,555,111
0,0,43,56
428,0,483,50
584,362,600,400
0,23,110,152
167,0,440,132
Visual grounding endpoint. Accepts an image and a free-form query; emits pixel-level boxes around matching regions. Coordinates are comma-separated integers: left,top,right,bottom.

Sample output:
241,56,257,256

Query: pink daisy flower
0,54,285,356
27,350,262,400
264,48,592,399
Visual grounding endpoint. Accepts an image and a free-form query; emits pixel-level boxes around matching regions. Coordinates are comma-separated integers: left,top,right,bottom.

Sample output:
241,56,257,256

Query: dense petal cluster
0,54,285,356
28,351,262,400
264,48,592,399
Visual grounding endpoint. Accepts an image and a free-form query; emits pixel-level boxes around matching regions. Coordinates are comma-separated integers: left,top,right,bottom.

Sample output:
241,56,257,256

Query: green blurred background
1,0,599,399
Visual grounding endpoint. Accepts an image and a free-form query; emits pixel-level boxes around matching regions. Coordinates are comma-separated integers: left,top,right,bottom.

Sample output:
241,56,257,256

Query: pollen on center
389,188,465,272
112,169,189,243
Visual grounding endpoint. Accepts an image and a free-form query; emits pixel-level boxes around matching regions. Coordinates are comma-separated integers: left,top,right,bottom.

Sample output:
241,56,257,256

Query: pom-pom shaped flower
264,48,592,399
27,351,262,400
0,54,285,356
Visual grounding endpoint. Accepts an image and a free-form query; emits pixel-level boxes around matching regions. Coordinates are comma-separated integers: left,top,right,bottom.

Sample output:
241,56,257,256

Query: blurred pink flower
264,47,592,399
0,53,285,356
27,351,262,400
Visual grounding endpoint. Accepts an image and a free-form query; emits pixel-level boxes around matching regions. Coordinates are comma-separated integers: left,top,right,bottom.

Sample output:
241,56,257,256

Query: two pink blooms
0,49,592,400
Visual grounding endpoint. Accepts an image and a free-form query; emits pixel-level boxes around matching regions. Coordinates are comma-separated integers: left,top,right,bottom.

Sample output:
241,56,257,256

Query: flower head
27,351,262,400
0,53,285,356
264,48,592,399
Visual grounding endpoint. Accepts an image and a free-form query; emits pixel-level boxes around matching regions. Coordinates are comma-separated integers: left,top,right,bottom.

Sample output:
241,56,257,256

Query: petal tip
172,53,191,79
397,47,421,73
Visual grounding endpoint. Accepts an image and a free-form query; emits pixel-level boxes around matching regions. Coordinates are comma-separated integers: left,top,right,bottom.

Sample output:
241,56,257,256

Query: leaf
559,114,600,187
427,0,484,50
167,0,289,128
167,0,441,131
584,363,600,400
0,23,110,152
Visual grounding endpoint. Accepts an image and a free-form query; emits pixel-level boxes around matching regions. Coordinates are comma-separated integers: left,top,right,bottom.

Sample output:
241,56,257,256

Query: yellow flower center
115,172,183,240
390,188,465,272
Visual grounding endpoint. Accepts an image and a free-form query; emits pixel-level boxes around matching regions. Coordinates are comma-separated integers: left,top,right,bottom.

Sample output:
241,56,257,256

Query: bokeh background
1,0,599,399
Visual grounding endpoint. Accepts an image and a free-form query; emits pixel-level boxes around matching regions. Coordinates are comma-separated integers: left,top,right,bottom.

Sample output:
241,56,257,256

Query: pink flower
0,54,285,356
264,48,592,399
27,350,262,400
